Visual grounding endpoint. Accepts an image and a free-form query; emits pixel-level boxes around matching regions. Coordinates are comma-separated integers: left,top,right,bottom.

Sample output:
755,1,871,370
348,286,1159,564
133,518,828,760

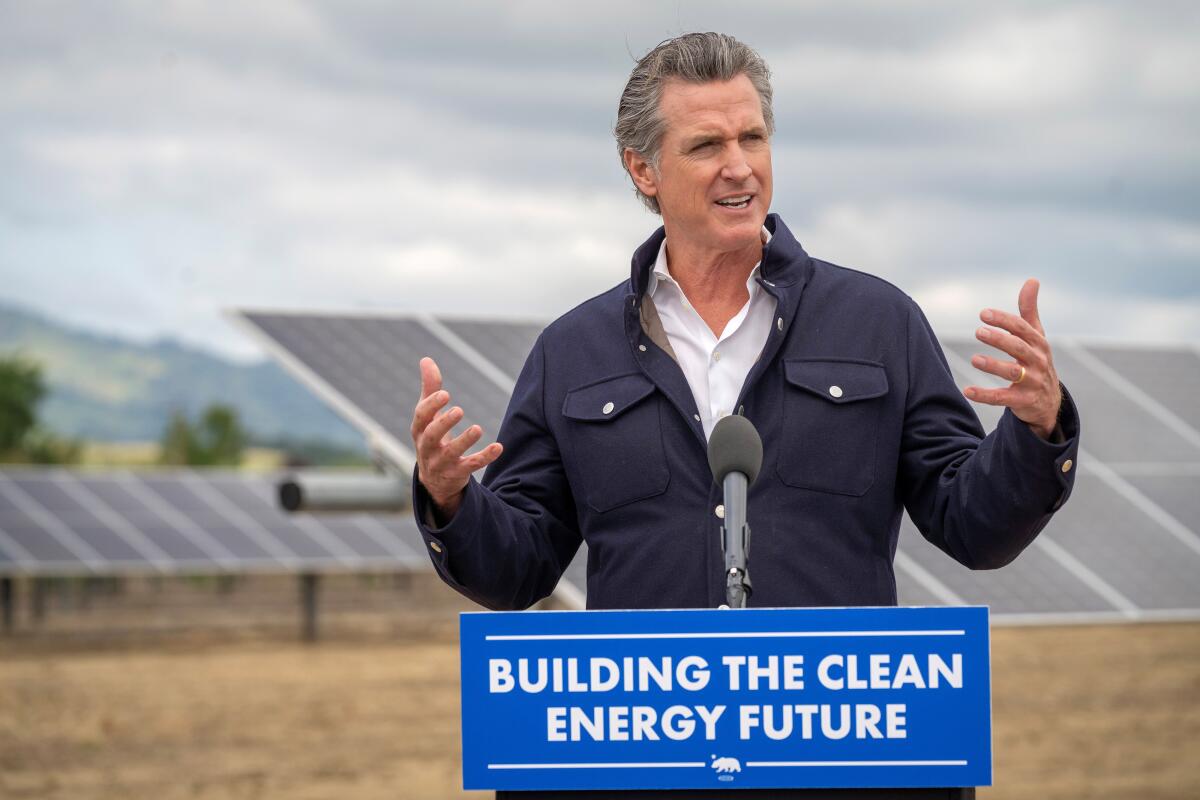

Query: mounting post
300,572,320,642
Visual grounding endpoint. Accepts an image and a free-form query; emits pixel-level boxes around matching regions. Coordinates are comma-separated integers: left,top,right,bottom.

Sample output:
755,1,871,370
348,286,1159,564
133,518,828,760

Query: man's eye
691,142,716,152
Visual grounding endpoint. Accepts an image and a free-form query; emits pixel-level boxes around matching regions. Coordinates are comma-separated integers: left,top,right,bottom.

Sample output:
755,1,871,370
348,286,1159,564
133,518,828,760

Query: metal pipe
278,471,409,513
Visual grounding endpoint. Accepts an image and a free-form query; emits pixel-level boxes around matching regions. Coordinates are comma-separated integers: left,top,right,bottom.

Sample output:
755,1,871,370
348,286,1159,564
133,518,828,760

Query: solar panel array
234,310,1200,623
231,312,540,471
0,468,427,577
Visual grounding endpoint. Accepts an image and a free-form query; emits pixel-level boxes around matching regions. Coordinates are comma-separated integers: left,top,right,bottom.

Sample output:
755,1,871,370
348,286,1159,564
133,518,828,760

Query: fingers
419,405,464,458
970,354,1026,384
979,307,1045,350
1018,278,1044,335
967,280,1060,435
414,392,502,465
444,424,483,461
419,357,443,400
438,436,502,475
975,325,1037,365
411,357,503,501
461,442,504,473
963,385,1016,407
410,389,450,439
427,424,504,479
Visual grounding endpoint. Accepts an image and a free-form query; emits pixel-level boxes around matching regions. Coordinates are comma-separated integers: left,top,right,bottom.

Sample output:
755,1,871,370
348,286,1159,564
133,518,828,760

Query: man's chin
713,216,768,249
664,213,766,253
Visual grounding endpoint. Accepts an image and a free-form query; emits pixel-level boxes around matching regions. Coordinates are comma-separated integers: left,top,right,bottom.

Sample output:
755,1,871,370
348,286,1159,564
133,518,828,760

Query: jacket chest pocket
561,373,670,513
776,358,889,497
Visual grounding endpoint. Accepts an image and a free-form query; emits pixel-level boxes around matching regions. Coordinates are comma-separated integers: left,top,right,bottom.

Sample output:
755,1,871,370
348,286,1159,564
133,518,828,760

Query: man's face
629,74,773,255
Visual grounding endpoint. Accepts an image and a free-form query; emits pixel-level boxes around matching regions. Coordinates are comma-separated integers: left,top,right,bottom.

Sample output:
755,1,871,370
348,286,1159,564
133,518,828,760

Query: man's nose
721,146,752,182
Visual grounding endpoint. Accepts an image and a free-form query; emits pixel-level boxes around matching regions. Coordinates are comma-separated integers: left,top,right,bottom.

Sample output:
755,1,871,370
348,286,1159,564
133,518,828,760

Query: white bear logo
710,755,741,774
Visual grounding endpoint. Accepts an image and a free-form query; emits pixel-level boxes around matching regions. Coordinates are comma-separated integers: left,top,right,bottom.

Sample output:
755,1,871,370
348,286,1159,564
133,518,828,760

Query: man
409,33,1079,611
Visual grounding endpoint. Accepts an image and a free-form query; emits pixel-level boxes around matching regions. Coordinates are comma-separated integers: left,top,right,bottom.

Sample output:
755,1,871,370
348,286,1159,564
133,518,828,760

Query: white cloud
0,1,1196,363
913,276,1200,349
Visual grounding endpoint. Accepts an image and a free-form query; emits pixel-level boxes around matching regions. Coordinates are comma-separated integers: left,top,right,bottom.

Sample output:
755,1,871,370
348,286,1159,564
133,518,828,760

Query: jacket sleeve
411,333,583,609
898,299,1080,569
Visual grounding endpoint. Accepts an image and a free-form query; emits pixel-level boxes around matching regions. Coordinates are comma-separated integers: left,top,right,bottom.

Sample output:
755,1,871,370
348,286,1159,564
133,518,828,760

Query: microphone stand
721,471,752,608
708,414,761,610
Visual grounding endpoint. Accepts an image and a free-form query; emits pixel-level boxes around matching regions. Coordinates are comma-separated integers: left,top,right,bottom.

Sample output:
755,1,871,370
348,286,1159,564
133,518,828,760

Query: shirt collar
648,226,773,299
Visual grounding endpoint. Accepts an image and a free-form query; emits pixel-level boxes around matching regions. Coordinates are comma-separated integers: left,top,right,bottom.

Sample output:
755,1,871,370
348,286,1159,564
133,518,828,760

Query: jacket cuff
411,468,485,585
1004,382,1080,512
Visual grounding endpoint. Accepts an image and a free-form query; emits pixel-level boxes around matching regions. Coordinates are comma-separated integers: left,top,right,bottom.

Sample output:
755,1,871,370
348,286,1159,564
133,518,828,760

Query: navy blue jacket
414,215,1080,610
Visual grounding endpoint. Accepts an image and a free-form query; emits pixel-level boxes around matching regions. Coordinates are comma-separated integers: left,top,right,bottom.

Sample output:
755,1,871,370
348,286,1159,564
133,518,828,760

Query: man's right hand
410,356,504,522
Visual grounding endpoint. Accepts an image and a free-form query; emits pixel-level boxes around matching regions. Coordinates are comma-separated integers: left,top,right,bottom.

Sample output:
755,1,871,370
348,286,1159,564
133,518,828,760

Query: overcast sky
2,1,1197,362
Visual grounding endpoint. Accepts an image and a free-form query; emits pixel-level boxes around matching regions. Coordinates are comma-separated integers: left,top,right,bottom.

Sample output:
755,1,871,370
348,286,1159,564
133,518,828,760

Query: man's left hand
964,278,1063,440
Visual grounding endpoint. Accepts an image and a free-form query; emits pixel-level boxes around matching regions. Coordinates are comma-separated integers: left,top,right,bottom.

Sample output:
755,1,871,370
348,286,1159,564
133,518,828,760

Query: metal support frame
1,576,13,633
31,576,47,624
300,572,320,642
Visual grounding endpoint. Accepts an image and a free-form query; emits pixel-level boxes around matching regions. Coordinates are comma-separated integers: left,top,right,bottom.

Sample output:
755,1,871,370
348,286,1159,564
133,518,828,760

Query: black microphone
707,415,763,608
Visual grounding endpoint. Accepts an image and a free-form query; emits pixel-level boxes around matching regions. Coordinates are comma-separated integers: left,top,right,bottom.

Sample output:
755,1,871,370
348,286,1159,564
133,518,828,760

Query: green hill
0,302,364,449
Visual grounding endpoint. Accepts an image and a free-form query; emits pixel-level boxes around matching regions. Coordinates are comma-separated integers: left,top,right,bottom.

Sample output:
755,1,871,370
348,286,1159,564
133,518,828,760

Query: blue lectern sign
460,606,991,791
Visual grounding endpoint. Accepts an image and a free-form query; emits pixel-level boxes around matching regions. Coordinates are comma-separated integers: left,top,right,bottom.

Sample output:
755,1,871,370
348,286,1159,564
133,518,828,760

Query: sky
2,1,1197,362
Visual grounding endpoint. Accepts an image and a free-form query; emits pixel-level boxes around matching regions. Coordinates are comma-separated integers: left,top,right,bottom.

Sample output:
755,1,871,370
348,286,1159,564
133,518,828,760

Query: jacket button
602,402,615,414
693,414,701,422
1061,459,1073,473
715,504,725,519
829,385,843,398
429,541,443,554
638,344,647,352
776,317,783,331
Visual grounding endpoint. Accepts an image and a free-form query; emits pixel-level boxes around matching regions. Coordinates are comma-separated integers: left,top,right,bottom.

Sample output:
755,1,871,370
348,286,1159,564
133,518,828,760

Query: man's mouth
715,194,752,210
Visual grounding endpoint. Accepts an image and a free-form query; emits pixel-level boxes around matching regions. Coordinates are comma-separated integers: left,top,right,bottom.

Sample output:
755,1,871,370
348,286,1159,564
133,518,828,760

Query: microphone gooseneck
707,415,764,609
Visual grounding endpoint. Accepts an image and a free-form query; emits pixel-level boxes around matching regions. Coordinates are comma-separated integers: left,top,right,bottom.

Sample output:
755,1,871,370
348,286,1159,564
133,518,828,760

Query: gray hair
615,32,775,214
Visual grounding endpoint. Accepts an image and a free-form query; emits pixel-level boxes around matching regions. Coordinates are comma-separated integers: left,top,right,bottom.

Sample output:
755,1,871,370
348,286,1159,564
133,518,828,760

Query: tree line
1,354,246,466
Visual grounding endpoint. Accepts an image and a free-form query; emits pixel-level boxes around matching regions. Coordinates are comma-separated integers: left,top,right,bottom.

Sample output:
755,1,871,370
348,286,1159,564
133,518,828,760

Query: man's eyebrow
681,125,768,148
681,132,722,148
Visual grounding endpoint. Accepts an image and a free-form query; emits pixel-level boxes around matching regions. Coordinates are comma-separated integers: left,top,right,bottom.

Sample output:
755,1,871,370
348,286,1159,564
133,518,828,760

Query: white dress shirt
647,228,777,439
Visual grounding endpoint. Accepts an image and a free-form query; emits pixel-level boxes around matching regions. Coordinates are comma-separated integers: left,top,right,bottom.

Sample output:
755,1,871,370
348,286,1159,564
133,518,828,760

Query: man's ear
624,148,659,199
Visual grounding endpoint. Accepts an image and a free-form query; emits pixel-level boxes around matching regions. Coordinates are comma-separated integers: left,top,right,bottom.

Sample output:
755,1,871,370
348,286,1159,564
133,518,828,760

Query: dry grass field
76,441,289,470
0,580,1197,799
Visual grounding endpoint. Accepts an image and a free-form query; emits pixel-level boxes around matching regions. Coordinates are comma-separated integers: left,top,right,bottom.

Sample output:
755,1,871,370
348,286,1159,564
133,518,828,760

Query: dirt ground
0,588,1197,799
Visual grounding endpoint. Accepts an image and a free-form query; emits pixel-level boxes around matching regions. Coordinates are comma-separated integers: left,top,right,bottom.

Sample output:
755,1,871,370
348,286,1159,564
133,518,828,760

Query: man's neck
663,235,763,336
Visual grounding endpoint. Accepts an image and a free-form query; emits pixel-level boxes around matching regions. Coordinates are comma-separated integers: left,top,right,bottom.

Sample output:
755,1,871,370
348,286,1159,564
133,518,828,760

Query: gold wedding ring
1013,365,1027,384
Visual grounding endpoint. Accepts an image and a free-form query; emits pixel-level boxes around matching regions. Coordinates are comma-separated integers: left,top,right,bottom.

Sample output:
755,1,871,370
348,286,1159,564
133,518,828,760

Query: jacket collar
623,213,814,453
627,213,813,298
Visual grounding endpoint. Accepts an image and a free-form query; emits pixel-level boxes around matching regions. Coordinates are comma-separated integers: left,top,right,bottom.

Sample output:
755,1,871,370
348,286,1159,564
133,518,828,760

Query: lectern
460,607,989,798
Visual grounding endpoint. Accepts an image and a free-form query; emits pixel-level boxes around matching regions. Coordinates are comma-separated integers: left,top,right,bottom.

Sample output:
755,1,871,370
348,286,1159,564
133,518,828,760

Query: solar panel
233,310,586,605
898,518,1114,615
234,312,535,472
441,318,544,381
1125,474,1200,522
0,509,79,565
0,467,427,577
232,310,1200,622
1078,344,1200,441
943,340,1198,464
937,341,1200,619
1055,491,1198,610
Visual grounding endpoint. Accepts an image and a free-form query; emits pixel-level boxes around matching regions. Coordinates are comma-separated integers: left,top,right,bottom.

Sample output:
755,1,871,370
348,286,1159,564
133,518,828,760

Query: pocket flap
783,359,888,403
562,373,657,422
